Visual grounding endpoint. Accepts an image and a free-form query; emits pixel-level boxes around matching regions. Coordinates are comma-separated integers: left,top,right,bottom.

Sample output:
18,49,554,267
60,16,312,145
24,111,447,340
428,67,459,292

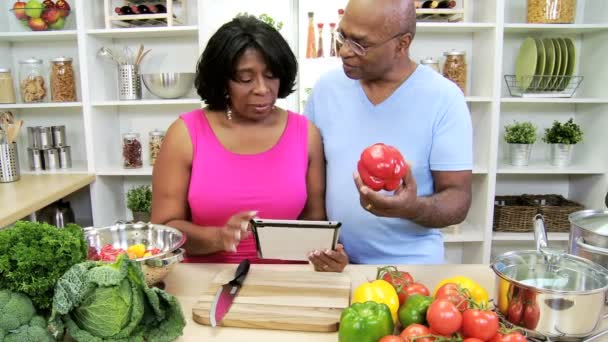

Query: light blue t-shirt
305,65,473,264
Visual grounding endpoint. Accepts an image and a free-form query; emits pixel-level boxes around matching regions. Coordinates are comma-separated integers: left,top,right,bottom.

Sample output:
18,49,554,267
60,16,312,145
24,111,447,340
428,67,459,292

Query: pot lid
492,249,608,294
569,210,608,237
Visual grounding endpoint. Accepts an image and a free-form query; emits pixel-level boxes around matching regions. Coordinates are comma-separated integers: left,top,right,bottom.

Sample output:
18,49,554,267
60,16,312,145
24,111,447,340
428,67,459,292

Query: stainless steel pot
569,210,608,269
491,215,608,341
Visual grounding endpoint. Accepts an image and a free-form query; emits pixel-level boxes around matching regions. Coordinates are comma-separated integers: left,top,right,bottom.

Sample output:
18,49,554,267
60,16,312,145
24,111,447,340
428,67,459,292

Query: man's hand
308,244,349,272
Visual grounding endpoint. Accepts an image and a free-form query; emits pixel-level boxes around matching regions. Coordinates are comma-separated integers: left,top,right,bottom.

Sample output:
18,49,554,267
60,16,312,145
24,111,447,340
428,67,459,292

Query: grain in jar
0,68,16,104
50,57,76,102
527,0,576,24
442,50,467,95
18,58,46,103
122,132,143,169
420,57,440,73
148,129,165,166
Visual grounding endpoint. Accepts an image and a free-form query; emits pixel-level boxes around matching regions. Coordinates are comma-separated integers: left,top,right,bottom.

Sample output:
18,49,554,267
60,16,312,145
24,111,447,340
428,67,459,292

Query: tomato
507,296,523,325
435,282,470,312
461,309,499,341
463,339,484,342
490,332,526,342
149,248,161,255
523,302,540,329
400,324,434,342
379,335,405,342
378,266,414,305
404,282,430,300
426,299,462,336
522,289,537,303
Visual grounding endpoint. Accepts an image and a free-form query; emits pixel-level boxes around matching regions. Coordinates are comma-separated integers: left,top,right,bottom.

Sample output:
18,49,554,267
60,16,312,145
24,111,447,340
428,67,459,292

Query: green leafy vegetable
0,290,54,342
0,221,88,312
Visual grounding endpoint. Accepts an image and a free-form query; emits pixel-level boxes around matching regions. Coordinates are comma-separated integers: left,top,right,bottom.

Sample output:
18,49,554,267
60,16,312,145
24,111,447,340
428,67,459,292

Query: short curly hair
195,15,298,111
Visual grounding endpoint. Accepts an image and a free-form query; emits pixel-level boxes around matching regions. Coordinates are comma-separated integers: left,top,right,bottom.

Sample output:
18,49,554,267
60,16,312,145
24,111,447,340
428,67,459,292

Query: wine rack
415,0,467,22
103,0,188,28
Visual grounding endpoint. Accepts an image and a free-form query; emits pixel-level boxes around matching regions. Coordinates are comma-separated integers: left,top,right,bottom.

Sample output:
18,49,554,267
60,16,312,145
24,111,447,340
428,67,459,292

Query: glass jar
148,129,165,166
122,132,142,169
442,50,467,94
50,57,76,102
420,57,440,73
18,58,46,103
0,68,16,104
527,0,576,24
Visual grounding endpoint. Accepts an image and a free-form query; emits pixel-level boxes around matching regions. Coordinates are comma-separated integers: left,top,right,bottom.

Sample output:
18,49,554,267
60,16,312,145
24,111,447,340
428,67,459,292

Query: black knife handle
231,259,250,286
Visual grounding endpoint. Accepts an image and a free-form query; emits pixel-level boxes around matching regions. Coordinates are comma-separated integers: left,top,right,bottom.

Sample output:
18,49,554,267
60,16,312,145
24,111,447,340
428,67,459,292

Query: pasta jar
527,0,576,24
420,57,440,73
18,58,46,103
50,57,76,102
442,50,467,95
122,132,143,169
148,129,165,166
0,68,16,104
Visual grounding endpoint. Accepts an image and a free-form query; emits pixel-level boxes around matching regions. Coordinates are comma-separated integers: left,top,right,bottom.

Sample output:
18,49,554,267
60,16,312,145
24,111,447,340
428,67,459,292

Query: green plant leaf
504,121,537,144
126,185,152,213
542,118,583,144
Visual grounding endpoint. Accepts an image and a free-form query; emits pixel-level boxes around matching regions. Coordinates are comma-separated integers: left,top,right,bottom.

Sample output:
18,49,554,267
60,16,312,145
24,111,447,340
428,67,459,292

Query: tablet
250,219,342,261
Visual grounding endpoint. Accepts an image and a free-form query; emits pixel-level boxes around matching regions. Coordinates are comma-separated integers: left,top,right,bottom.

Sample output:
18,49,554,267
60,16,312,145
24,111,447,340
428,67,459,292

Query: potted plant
126,185,152,222
542,118,583,167
504,120,537,166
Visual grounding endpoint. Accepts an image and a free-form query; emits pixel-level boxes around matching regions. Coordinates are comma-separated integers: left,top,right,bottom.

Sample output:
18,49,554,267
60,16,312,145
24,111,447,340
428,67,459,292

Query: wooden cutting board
192,268,351,332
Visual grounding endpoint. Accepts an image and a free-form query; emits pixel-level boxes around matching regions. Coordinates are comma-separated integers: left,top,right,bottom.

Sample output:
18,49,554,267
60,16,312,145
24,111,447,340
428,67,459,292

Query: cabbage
49,254,184,342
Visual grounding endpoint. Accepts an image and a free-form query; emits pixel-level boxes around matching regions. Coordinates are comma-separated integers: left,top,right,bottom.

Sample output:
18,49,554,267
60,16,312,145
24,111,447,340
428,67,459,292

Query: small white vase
509,143,532,166
550,143,574,167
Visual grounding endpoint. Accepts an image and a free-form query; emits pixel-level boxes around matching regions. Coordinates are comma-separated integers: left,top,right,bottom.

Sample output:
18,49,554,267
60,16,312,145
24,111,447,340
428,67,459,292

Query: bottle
329,23,337,57
422,1,439,8
437,0,457,8
316,23,324,58
0,68,16,104
306,12,316,59
114,6,135,15
336,9,345,54
137,5,152,14
153,4,167,13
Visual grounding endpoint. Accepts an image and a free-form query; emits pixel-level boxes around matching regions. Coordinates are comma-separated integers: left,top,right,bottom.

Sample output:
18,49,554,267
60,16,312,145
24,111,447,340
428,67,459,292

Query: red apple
28,17,48,31
12,2,28,20
42,0,54,8
41,7,60,24
55,0,70,17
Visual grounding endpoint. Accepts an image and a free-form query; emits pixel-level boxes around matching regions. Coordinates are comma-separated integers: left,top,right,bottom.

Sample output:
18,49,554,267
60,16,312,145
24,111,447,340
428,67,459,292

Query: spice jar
420,57,440,73
122,132,142,169
527,0,576,24
148,129,165,166
442,50,467,95
50,57,76,102
18,58,46,103
0,68,16,104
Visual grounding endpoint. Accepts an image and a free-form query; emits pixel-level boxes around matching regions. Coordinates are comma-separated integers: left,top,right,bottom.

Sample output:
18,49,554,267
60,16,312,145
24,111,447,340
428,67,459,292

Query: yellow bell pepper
433,276,489,307
127,243,146,259
352,279,399,323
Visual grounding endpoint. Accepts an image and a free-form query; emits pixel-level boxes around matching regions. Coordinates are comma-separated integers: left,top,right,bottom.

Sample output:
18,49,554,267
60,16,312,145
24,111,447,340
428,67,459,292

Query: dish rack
104,0,187,29
504,75,583,98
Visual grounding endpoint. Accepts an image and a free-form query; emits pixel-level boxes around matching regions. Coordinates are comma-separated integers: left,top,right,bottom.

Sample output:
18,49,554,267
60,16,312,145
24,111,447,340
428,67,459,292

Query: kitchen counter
164,263,497,342
0,173,95,227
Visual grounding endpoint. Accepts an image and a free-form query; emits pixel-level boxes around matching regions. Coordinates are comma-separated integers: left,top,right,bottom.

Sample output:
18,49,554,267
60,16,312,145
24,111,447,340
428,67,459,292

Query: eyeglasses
336,31,406,56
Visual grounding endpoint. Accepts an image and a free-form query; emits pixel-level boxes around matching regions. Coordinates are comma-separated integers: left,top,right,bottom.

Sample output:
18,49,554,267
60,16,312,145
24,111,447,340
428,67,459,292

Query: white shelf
504,24,608,34
97,166,153,176
497,161,604,174
443,224,484,242
501,98,608,104
92,99,201,107
493,232,570,241
0,102,83,109
0,31,78,42
87,26,198,39
473,166,488,174
21,161,89,175
466,96,493,103
417,23,495,33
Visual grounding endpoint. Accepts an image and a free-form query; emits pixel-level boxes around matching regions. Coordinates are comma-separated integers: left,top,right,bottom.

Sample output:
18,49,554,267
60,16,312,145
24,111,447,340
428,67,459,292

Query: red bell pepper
357,143,407,191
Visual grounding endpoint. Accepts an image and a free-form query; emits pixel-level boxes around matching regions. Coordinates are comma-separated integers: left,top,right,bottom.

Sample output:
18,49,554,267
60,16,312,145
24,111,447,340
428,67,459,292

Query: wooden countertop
164,263,497,342
0,173,95,227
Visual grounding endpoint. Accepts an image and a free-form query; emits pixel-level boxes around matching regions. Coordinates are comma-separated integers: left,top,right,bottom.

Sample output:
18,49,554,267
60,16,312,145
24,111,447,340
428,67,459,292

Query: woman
151,15,326,263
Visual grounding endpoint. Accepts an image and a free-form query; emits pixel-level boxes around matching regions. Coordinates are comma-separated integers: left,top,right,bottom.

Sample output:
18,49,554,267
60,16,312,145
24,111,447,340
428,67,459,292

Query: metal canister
39,126,53,149
57,146,72,168
27,148,43,170
51,125,66,147
42,148,59,170
0,142,20,183
27,126,42,149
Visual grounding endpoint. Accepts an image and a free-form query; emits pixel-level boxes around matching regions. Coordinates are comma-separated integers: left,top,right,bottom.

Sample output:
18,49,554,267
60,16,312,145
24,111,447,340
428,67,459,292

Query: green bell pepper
398,294,433,328
339,301,394,342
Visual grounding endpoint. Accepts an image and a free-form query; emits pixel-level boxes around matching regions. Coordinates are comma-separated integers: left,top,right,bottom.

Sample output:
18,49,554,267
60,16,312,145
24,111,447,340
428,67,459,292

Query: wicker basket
521,194,585,233
493,196,539,232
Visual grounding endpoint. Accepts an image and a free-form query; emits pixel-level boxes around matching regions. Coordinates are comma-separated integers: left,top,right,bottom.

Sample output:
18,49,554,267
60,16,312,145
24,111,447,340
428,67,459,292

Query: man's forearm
403,188,471,228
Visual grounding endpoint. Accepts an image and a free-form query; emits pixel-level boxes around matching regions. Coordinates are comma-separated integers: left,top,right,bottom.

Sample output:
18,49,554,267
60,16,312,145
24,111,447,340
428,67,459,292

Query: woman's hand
308,244,349,272
221,211,258,252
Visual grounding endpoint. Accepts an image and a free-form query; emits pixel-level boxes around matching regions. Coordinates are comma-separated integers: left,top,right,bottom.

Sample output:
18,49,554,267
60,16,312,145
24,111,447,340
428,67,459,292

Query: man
305,0,472,271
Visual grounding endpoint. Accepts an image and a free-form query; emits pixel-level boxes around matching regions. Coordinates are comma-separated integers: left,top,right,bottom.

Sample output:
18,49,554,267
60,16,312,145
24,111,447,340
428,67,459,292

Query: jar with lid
122,132,142,169
527,0,576,24
50,57,76,102
18,58,46,103
0,68,16,104
442,50,467,95
148,129,165,166
420,57,440,73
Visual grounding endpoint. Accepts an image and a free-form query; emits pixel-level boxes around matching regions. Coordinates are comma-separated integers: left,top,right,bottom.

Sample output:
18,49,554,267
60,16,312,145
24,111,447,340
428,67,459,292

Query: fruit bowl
10,0,73,31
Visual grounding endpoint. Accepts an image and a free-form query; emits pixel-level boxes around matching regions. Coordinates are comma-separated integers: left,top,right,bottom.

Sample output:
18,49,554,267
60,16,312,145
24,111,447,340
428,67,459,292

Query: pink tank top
179,109,309,263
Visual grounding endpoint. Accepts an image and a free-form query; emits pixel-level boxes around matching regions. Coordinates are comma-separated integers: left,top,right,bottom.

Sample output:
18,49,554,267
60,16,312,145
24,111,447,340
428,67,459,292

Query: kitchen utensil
98,47,120,65
141,72,194,99
569,210,608,269
118,64,142,100
515,37,538,91
8,120,23,144
135,44,144,65
136,49,151,65
0,142,19,183
124,46,134,65
193,268,351,332
209,259,250,327
491,214,608,340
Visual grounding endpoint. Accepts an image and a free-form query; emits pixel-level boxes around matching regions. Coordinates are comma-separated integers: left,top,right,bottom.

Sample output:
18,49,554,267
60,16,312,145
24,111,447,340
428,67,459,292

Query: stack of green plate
515,36,576,92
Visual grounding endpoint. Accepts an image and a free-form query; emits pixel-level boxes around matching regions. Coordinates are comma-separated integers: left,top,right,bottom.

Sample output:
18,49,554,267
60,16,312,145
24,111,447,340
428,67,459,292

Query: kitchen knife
209,259,250,327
